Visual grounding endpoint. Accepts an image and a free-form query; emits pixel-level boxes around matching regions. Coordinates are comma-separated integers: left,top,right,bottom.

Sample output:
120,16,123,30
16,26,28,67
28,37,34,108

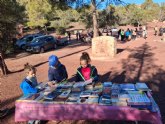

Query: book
54,98,67,104
57,83,73,89
44,90,61,100
99,96,112,105
114,100,128,106
68,93,80,100
127,93,151,105
102,94,111,100
111,84,120,93
120,84,136,91
86,97,99,104
34,93,44,101
36,82,48,89
119,94,130,101
73,82,85,88
135,83,150,91
103,82,112,87
72,82,85,92
89,94,99,98
65,98,78,104
80,91,92,98
18,94,33,101
57,90,71,99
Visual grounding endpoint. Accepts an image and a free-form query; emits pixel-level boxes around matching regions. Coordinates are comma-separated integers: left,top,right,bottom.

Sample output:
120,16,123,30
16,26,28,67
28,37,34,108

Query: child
20,63,38,96
76,52,99,83
48,55,68,86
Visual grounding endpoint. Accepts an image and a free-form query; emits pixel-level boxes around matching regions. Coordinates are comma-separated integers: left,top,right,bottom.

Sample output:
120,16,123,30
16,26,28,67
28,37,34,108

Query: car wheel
54,44,57,49
40,47,45,53
21,45,26,50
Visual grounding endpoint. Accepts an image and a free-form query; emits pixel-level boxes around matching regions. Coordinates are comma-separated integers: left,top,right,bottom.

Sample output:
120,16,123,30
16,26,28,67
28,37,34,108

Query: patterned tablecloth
15,101,162,124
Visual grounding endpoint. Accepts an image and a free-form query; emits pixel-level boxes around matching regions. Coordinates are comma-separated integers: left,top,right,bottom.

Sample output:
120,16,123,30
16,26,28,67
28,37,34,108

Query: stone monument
162,33,165,42
92,36,116,59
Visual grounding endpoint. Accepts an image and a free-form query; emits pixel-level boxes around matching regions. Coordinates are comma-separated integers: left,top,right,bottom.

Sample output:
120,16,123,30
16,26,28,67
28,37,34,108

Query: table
15,101,162,124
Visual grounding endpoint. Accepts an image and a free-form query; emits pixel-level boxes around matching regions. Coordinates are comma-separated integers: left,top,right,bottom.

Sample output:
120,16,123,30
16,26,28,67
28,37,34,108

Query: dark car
159,28,165,36
26,35,57,53
16,33,44,49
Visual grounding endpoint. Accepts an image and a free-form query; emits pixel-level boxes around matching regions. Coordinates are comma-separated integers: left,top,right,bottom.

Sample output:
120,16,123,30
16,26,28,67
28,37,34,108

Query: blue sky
123,0,164,4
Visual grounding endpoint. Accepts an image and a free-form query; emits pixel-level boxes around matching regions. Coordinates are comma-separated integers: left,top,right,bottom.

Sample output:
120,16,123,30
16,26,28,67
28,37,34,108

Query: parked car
26,35,57,53
56,36,69,45
159,28,165,36
16,33,44,49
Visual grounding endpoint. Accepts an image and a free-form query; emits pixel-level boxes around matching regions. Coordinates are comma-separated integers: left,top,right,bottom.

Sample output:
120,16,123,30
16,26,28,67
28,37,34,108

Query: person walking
154,26,158,36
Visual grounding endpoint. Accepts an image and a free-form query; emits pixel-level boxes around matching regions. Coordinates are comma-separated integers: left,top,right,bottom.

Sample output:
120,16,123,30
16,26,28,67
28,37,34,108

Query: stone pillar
92,36,116,59
162,33,165,42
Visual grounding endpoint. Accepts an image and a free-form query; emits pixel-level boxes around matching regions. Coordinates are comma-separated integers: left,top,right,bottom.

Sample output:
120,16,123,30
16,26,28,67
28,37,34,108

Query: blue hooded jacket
48,63,68,82
20,78,38,96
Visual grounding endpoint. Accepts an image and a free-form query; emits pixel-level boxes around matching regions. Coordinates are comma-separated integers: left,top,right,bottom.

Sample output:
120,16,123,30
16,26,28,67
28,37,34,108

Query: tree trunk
91,0,99,37
0,52,8,76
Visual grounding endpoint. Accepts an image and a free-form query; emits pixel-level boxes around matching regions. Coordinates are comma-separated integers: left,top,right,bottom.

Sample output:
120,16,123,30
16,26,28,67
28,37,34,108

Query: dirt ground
0,27,165,124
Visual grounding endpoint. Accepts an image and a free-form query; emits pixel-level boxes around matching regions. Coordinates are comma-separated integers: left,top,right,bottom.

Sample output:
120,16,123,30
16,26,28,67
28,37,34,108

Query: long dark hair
80,52,91,64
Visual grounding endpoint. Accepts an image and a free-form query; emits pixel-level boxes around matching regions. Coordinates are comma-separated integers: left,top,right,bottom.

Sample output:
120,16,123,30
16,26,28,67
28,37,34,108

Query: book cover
99,96,112,105
103,82,112,87
135,83,150,91
80,91,92,98
73,82,85,88
26,93,40,100
57,90,71,99
68,93,80,100
86,97,99,104
120,84,135,91
65,98,78,104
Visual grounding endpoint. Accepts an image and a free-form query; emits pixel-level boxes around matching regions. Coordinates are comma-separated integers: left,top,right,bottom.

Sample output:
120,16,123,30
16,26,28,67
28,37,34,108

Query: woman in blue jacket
20,63,38,96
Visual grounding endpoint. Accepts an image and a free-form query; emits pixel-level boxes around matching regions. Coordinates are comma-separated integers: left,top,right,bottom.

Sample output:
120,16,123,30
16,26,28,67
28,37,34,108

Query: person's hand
47,81,58,88
85,78,93,85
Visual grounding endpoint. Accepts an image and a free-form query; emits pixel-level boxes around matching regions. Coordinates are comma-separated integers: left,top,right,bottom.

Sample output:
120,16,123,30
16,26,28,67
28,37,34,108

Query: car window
46,37,54,42
31,38,42,43
27,36,33,42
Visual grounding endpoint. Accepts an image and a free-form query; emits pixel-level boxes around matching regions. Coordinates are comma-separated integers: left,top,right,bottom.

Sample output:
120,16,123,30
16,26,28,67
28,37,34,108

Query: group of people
20,52,99,96
117,26,148,42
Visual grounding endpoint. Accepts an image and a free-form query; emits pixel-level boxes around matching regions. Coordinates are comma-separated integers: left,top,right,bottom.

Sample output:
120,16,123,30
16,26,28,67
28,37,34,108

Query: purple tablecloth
15,101,162,124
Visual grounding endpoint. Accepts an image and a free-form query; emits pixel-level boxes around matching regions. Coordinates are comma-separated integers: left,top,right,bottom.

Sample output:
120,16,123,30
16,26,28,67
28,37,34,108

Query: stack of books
103,82,112,95
111,84,120,93
127,92,152,110
135,83,150,91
